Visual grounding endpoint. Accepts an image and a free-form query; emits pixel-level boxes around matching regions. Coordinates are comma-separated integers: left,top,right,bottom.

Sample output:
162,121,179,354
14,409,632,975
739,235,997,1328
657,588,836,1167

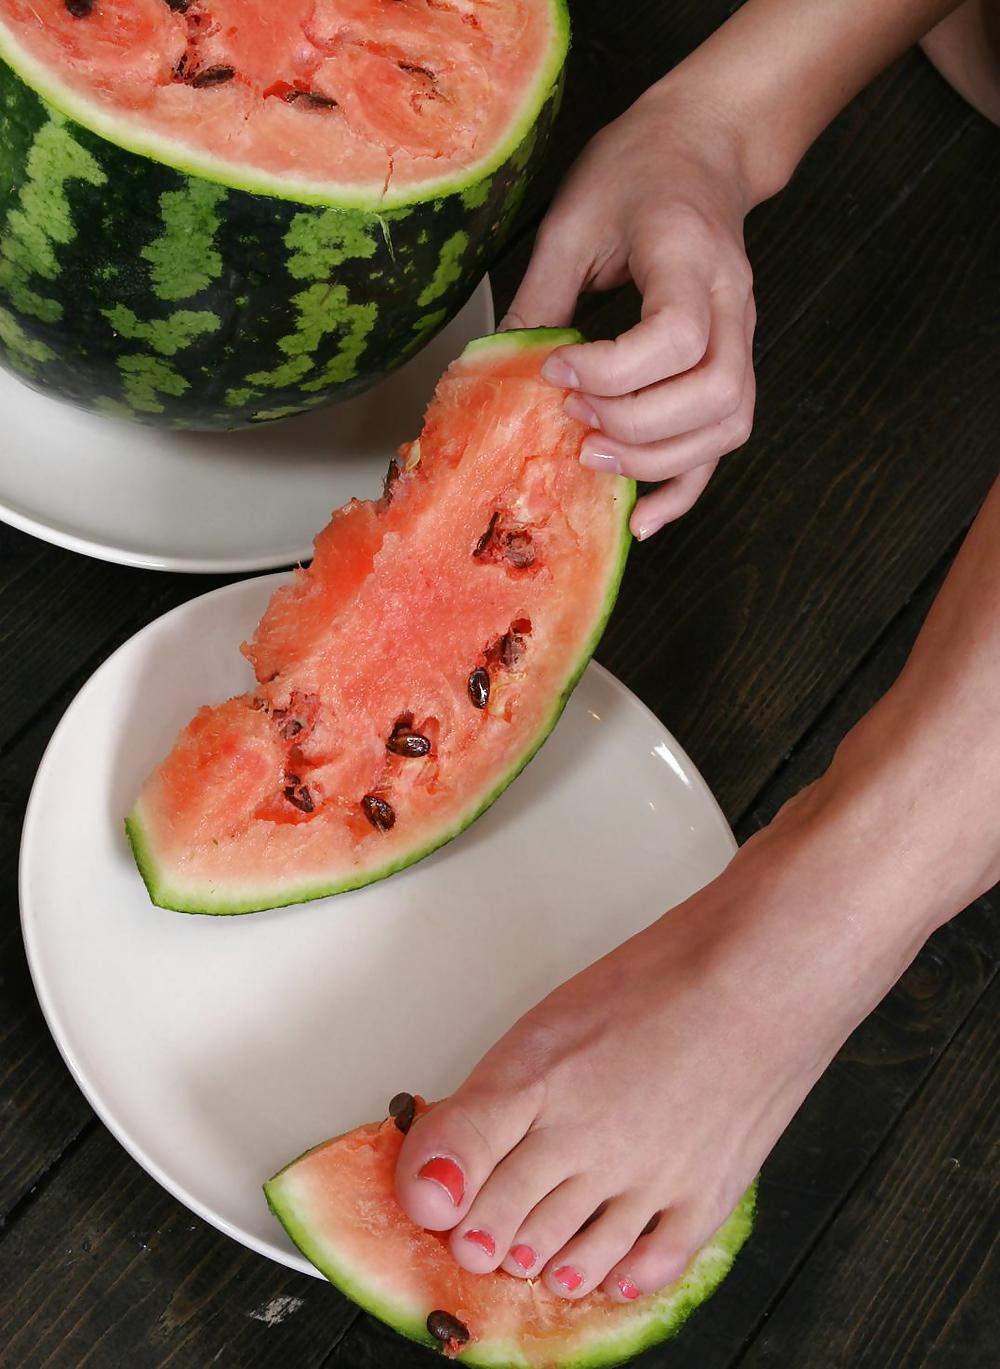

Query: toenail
510,1244,535,1271
554,1265,583,1291
618,1277,640,1300
417,1156,465,1205
463,1229,495,1257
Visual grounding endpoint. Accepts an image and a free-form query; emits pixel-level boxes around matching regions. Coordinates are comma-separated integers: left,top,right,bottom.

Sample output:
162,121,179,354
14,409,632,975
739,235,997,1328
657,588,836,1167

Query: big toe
395,1087,537,1231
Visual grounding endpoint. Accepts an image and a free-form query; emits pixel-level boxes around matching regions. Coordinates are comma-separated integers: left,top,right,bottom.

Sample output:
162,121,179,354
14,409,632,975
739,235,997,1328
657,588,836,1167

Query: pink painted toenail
418,1156,464,1205
554,1265,583,1292
511,1244,535,1271
464,1229,495,1257
618,1277,640,1300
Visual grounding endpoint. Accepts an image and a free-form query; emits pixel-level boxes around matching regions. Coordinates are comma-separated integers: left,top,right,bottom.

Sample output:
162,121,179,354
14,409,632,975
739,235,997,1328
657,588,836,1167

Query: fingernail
463,1229,495,1257
554,1265,583,1291
497,312,523,332
580,447,621,474
563,394,597,428
542,357,579,388
418,1156,465,1205
510,1244,535,1270
618,1277,640,1300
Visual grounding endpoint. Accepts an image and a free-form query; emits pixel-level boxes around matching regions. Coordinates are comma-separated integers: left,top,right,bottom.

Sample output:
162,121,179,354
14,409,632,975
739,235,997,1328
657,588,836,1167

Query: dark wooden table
1,3,997,1366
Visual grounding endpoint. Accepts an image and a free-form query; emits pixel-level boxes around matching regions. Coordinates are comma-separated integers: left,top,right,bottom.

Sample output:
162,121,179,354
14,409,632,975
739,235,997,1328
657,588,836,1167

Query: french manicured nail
542,357,579,388
510,1244,536,1270
563,394,597,427
618,1277,640,1300
463,1229,495,1257
554,1265,583,1291
580,447,621,474
418,1156,465,1205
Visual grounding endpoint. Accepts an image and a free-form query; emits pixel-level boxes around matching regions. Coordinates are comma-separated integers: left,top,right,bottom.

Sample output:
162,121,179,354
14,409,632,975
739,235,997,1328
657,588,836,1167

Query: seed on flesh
388,1092,416,1135
164,0,190,12
472,511,499,558
278,716,303,740
503,529,535,569
362,794,395,832
382,457,400,503
398,61,436,80
190,65,236,88
386,730,431,758
499,630,524,669
64,0,94,15
427,1311,471,1347
283,779,315,814
468,667,490,709
285,90,339,109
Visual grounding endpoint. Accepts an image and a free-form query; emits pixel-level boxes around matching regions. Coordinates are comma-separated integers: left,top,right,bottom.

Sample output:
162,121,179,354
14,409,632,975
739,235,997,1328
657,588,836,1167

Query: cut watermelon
0,2,567,427
265,1098,757,1367
127,329,635,913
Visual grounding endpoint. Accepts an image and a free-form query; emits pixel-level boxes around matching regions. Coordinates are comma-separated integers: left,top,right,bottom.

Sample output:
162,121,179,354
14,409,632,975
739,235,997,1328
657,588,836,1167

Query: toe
449,1130,575,1273
603,1206,710,1301
498,1174,610,1282
395,1087,537,1231
540,1194,657,1299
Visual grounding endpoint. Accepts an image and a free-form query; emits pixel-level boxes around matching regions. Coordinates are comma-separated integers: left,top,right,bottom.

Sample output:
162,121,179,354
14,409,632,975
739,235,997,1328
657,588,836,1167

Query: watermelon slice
265,1098,757,1367
0,2,567,427
127,329,635,914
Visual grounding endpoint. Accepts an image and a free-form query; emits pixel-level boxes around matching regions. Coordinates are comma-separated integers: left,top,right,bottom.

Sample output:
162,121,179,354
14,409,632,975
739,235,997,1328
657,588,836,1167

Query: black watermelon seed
164,0,190,11
503,530,535,569
427,1311,470,1346
278,716,303,740
388,1092,416,1134
468,667,490,709
284,782,314,814
285,89,339,109
362,794,395,831
64,0,94,16
386,731,431,758
190,65,236,88
472,511,499,558
398,61,435,80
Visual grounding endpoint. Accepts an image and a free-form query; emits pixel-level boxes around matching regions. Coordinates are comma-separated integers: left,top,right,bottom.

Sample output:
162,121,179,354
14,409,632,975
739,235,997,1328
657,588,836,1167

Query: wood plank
734,975,999,1369
0,1123,348,1369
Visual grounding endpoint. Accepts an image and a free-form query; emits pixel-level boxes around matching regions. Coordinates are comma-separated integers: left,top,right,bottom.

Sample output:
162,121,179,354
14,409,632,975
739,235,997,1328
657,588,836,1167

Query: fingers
565,286,748,445
499,216,593,333
631,462,719,539
542,267,712,395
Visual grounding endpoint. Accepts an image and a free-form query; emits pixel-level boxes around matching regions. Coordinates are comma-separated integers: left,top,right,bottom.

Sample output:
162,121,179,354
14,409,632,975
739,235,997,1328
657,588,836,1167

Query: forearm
642,0,969,202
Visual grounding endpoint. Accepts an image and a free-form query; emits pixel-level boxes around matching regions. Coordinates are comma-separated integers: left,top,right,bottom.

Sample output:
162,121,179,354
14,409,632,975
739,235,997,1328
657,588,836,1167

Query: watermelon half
0,1,567,428
127,328,635,913
265,1098,757,1367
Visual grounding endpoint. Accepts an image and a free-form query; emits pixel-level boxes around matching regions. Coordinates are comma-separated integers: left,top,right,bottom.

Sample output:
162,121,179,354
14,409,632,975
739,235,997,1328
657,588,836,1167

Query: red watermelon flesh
127,329,635,914
0,0,563,196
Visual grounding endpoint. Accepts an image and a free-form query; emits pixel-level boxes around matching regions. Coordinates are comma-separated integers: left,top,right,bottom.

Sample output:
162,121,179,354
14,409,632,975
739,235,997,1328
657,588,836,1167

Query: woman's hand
502,82,758,538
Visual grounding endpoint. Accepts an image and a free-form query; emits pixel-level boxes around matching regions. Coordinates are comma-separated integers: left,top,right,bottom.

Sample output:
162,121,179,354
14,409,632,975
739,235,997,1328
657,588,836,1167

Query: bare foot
394,776,937,1301
921,0,1000,125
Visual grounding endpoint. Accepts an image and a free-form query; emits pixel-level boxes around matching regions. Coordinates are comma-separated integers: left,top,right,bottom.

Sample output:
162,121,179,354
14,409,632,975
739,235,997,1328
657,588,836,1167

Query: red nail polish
510,1244,535,1271
618,1277,640,1300
463,1229,495,1257
554,1265,583,1292
418,1156,465,1205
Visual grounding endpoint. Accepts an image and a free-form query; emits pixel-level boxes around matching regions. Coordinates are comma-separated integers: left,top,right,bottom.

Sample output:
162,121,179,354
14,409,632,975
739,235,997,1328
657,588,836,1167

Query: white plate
20,574,736,1278
0,278,494,574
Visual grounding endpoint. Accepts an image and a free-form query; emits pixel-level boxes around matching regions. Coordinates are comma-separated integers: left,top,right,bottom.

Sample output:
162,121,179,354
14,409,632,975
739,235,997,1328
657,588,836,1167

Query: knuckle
723,408,754,451
668,312,710,373
715,368,745,417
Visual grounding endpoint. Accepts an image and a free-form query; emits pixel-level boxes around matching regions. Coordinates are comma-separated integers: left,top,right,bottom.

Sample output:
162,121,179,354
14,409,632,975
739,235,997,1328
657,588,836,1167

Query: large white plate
20,574,736,1278
0,278,493,574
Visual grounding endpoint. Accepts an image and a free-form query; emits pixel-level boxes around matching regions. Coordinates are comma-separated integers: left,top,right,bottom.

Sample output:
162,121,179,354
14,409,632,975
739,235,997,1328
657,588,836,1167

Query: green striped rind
263,1160,756,1368
0,9,568,429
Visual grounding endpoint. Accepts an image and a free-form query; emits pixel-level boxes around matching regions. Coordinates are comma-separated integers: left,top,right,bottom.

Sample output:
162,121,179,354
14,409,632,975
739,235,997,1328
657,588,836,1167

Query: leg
395,477,1000,1300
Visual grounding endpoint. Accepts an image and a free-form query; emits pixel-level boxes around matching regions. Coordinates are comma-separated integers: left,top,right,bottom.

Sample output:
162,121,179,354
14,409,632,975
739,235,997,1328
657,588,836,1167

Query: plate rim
0,278,494,575
18,571,736,1276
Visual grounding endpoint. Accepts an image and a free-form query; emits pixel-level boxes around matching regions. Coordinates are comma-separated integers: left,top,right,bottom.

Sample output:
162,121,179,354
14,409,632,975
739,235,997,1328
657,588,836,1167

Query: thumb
498,218,589,332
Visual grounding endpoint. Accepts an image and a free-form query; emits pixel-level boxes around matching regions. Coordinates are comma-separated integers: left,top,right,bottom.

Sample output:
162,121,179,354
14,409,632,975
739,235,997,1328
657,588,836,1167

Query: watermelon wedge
0,1,567,427
127,329,635,913
265,1098,757,1367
